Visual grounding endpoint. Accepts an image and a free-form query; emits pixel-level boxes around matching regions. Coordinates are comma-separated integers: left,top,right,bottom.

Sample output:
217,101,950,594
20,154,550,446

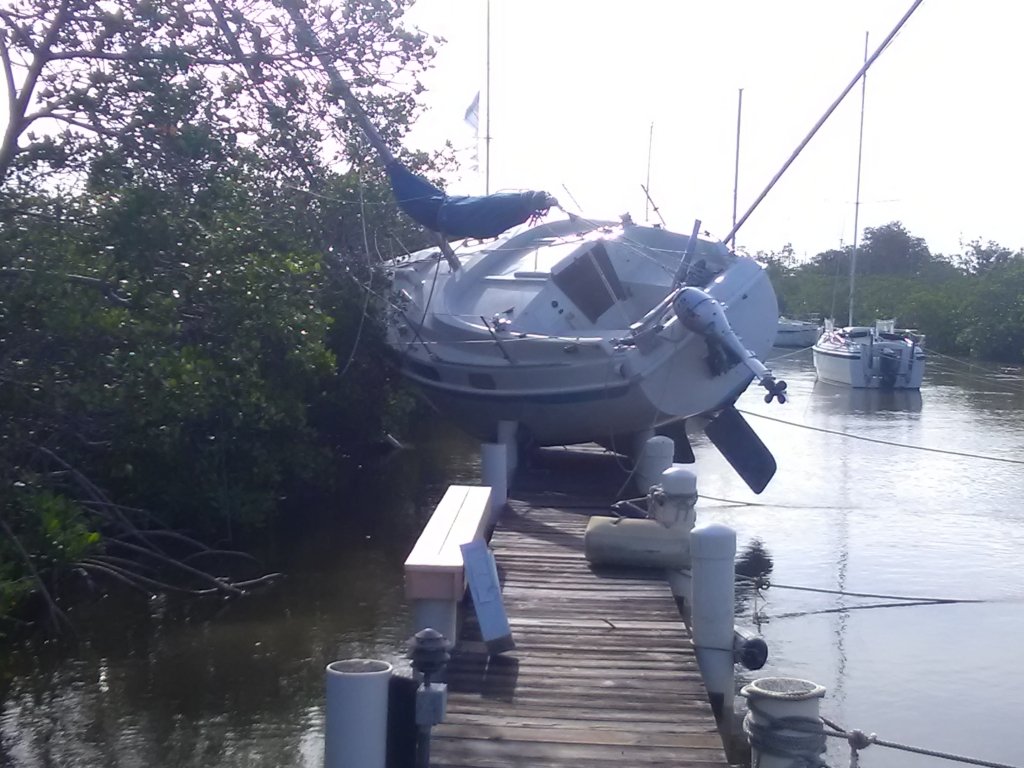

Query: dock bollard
690,522,736,722
408,628,450,768
740,677,827,768
325,658,393,768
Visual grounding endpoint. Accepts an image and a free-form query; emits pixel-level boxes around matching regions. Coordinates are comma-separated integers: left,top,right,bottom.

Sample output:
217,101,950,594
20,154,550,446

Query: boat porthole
551,300,559,307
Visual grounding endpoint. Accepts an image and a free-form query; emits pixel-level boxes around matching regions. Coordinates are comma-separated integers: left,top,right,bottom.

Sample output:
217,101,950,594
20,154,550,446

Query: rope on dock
743,698,827,767
744,702,1023,768
820,715,1023,768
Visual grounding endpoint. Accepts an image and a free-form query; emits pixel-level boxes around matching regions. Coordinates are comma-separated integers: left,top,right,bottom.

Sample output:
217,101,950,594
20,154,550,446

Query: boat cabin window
551,242,627,323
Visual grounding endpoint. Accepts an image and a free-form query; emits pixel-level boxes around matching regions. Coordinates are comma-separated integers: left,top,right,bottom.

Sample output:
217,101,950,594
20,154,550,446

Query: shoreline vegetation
2,0,1022,635
758,223,1024,364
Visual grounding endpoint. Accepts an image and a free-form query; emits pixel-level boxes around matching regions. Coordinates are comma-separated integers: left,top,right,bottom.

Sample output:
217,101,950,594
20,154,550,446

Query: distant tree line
0,0,441,629
757,222,1024,363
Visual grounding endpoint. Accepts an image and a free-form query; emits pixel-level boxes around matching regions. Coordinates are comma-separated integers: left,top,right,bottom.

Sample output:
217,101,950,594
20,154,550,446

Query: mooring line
739,409,1024,465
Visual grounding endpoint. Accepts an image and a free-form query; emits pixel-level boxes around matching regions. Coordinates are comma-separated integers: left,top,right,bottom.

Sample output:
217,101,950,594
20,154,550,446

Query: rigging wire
336,173,374,379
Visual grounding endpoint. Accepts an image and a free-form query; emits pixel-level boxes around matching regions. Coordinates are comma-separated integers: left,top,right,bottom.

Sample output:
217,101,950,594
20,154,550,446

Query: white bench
404,485,492,642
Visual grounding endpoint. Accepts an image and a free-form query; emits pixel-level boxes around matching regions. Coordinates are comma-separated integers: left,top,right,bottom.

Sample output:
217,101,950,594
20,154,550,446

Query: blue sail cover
387,162,553,239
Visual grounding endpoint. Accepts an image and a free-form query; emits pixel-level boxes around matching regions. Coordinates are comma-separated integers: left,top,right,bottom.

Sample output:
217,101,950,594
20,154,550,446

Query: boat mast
849,32,869,327
732,88,743,249
485,0,492,194
645,122,654,222
722,0,924,247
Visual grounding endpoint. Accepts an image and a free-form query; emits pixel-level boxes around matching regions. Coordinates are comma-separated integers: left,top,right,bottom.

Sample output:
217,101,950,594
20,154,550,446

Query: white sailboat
386,216,783,449
775,317,822,348
813,319,925,389
813,32,926,390
283,0,924,491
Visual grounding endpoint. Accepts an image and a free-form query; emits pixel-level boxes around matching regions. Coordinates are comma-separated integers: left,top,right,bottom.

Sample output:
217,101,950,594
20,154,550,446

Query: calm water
2,351,1023,768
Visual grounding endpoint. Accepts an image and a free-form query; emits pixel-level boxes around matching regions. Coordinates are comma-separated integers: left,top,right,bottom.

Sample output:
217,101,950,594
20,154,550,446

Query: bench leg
412,599,457,645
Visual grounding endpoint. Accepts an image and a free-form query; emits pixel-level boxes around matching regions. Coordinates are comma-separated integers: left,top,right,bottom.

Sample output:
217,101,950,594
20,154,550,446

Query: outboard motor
673,287,787,404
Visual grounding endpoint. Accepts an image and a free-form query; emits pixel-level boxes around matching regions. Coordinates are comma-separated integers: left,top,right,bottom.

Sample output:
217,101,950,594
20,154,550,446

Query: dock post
740,677,827,768
690,522,737,722
497,420,518,479
655,466,697,601
481,442,507,523
634,434,674,494
324,659,392,768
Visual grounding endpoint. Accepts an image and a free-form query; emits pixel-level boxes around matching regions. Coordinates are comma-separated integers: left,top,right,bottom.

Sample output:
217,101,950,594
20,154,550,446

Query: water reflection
4,360,1024,768
0,420,481,768
702,354,1024,768
810,381,924,415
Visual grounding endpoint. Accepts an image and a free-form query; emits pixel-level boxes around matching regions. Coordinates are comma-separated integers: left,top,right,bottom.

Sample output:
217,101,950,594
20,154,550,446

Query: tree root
14,445,285,633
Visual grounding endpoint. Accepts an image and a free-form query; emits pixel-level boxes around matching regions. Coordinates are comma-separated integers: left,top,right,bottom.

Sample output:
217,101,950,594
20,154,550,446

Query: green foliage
0,0,436,623
766,221,1024,362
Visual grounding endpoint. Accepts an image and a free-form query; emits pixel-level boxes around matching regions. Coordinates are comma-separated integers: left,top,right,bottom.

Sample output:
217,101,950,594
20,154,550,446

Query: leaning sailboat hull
399,339,759,446
386,218,779,446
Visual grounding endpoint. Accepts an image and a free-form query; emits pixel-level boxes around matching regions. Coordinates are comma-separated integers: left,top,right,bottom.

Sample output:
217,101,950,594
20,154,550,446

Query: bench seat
404,485,492,602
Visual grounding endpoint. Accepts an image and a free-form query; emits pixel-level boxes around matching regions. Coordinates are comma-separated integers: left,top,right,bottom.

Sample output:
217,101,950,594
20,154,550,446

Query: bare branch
0,0,72,183
0,33,17,117
106,539,245,596
52,113,121,137
80,558,224,597
1,267,129,304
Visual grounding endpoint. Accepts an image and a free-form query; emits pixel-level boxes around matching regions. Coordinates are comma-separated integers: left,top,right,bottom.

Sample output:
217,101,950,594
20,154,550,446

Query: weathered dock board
431,451,731,768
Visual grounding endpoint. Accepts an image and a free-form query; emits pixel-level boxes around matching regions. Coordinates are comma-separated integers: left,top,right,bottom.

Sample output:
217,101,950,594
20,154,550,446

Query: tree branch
39,111,124,138
0,33,17,118
0,0,71,183
0,267,130,304
0,514,75,633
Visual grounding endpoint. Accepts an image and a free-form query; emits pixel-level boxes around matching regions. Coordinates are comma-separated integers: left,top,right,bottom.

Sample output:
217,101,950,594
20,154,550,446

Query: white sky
402,0,1024,259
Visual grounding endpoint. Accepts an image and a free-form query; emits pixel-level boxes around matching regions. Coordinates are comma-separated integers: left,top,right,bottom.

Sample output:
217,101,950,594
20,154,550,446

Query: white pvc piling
480,442,507,523
634,435,675,494
324,659,393,768
496,420,518,479
654,466,698,599
690,522,737,721
740,677,827,768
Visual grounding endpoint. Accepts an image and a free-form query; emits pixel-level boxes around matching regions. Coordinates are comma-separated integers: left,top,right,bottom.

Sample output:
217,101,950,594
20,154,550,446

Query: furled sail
387,162,554,240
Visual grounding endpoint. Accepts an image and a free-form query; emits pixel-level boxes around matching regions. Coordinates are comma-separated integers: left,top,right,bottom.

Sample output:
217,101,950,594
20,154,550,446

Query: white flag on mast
464,91,481,172
464,91,480,133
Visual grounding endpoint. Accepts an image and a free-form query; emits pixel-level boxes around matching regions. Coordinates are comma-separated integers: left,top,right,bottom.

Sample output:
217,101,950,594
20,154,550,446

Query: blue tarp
387,162,553,239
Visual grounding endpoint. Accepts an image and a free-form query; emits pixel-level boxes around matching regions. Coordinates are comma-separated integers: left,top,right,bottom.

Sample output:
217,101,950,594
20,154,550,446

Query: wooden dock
430,448,733,768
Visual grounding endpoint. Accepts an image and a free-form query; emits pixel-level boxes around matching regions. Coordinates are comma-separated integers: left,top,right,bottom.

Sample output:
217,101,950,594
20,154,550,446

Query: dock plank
430,472,730,768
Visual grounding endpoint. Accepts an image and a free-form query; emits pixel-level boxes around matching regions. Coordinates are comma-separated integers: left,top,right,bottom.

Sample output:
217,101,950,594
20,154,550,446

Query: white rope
819,716,1022,768
739,408,1024,466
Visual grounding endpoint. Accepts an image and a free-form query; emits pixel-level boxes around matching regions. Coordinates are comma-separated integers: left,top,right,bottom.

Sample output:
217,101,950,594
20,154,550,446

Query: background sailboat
812,31,926,389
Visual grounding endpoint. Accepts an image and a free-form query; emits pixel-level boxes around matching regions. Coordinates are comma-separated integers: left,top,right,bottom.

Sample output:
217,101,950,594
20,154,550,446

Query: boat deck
430,448,732,768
